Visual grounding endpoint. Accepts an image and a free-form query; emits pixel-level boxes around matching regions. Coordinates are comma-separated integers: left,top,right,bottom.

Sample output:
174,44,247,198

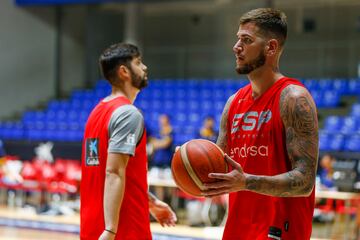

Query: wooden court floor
0,206,340,240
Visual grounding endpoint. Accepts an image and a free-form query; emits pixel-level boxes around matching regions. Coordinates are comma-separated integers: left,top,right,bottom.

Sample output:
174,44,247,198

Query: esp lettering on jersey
230,110,272,158
231,110,272,133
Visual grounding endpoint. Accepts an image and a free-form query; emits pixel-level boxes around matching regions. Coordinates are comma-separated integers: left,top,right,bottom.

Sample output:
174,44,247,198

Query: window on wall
303,18,316,33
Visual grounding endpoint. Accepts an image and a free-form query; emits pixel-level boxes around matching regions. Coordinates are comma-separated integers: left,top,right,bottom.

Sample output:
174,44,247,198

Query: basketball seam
210,140,228,172
180,142,205,191
197,139,228,173
195,141,217,178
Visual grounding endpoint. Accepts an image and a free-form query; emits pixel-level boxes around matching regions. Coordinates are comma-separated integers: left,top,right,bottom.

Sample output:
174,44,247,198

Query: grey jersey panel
108,104,144,156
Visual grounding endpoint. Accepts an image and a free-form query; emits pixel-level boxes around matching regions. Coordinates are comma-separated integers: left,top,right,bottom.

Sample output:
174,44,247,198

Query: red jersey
223,77,315,240
80,96,151,240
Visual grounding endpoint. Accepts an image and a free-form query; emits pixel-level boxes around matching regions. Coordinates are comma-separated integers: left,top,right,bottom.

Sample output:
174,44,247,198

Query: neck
109,85,139,103
247,64,283,99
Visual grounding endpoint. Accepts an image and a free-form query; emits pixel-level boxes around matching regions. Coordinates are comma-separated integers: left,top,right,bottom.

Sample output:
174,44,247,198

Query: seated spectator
198,116,218,143
0,140,22,185
0,139,5,162
313,154,337,223
148,114,174,170
318,153,336,190
148,114,174,201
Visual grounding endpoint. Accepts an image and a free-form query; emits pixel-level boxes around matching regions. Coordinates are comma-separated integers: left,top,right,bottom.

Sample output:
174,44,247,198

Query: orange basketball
171,139,228,197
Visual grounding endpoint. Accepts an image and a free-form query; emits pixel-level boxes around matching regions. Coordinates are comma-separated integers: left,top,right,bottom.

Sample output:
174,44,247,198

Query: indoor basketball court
1,0,360,240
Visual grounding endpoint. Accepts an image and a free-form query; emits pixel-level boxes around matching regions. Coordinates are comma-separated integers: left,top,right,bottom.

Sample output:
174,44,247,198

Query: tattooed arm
216,94,235,153
245,85,319,197
203,85,318,198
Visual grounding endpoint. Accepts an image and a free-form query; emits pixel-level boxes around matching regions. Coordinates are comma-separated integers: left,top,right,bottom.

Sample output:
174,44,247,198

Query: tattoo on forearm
246,85,319,197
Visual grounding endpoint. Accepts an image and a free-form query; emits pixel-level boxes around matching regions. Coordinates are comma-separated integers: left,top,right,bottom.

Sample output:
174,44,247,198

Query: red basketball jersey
223,77,315,240
80,96,151,240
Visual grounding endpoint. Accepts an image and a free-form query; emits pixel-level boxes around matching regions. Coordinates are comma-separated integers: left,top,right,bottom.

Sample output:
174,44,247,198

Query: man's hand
202,154,247,197
149,199,177,227
98,230,116,240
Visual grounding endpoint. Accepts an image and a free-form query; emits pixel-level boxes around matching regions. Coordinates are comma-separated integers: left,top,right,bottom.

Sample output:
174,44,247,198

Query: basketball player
80,43,176,240
202,8,319,239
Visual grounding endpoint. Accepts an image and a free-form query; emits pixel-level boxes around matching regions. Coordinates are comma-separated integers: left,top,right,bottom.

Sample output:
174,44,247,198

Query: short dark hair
239,8,287,47
99,43,140,84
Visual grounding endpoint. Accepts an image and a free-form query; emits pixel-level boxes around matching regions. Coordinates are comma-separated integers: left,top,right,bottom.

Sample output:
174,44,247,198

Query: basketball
171,139,228,197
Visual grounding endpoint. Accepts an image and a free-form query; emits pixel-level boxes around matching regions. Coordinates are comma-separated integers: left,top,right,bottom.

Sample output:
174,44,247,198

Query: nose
143,64,148,72
233,40,243,53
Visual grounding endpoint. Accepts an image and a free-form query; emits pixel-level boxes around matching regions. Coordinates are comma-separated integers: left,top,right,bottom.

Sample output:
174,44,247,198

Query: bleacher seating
0,78,359,147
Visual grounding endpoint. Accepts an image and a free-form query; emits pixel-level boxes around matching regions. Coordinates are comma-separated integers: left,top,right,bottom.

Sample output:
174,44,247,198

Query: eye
242,37,252,44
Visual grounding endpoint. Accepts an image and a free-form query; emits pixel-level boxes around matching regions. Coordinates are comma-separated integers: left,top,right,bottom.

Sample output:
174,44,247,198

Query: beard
236,50,266,75
130,69,148,90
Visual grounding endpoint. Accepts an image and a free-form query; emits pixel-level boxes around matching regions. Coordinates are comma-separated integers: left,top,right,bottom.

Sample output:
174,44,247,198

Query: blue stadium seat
340,116,358,134
310,90,323,108
324,116,343,132
200,89,212,100
135,99,150,111
344,134,360,152
322,91,340,107
163,100,176,114
328,133,345,151
189,101,200,112
303,79,319,91
0,122,24,140
95,88,109,99
332,79,348,95
8,78,360,143
188,113,202,128
319,131,331,151
95,79,111,91
348,79,360,95
317,79,333,91
58,101,71,111
351,103,360,118
47,100,61,111
22,111,37,123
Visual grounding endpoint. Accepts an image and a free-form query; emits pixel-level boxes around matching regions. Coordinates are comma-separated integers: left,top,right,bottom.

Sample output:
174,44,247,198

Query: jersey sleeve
108,104,144,156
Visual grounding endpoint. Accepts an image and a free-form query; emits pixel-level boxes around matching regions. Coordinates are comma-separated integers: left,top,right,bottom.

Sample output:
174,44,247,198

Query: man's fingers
201,188,228,197
203,180,228,189
208,173,230,180
224,154,241,170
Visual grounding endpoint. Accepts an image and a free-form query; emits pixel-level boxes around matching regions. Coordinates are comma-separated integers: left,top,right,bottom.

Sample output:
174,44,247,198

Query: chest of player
228,96,282,160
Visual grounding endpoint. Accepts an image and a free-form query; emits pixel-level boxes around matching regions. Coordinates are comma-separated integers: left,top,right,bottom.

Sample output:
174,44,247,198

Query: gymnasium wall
1,0,360,119
0,2,86,119
0,1,55,119
141,2,360,79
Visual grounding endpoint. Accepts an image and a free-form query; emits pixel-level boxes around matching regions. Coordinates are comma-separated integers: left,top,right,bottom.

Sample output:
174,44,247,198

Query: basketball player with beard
80,43,176,240
202,9,319,239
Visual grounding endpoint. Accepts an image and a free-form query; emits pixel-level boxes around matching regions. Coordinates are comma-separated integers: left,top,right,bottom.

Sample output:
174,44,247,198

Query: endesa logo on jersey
230,144,269,158
231,110,272,134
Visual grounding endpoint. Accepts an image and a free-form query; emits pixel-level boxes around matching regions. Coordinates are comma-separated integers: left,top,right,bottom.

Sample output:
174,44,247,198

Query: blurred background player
198,116,218,143
148,114,174,201
80,43,176,240
318,153,336,190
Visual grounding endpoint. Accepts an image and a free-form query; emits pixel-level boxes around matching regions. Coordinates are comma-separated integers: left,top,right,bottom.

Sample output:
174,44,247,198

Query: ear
265,39,279,56
117,65,131,81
